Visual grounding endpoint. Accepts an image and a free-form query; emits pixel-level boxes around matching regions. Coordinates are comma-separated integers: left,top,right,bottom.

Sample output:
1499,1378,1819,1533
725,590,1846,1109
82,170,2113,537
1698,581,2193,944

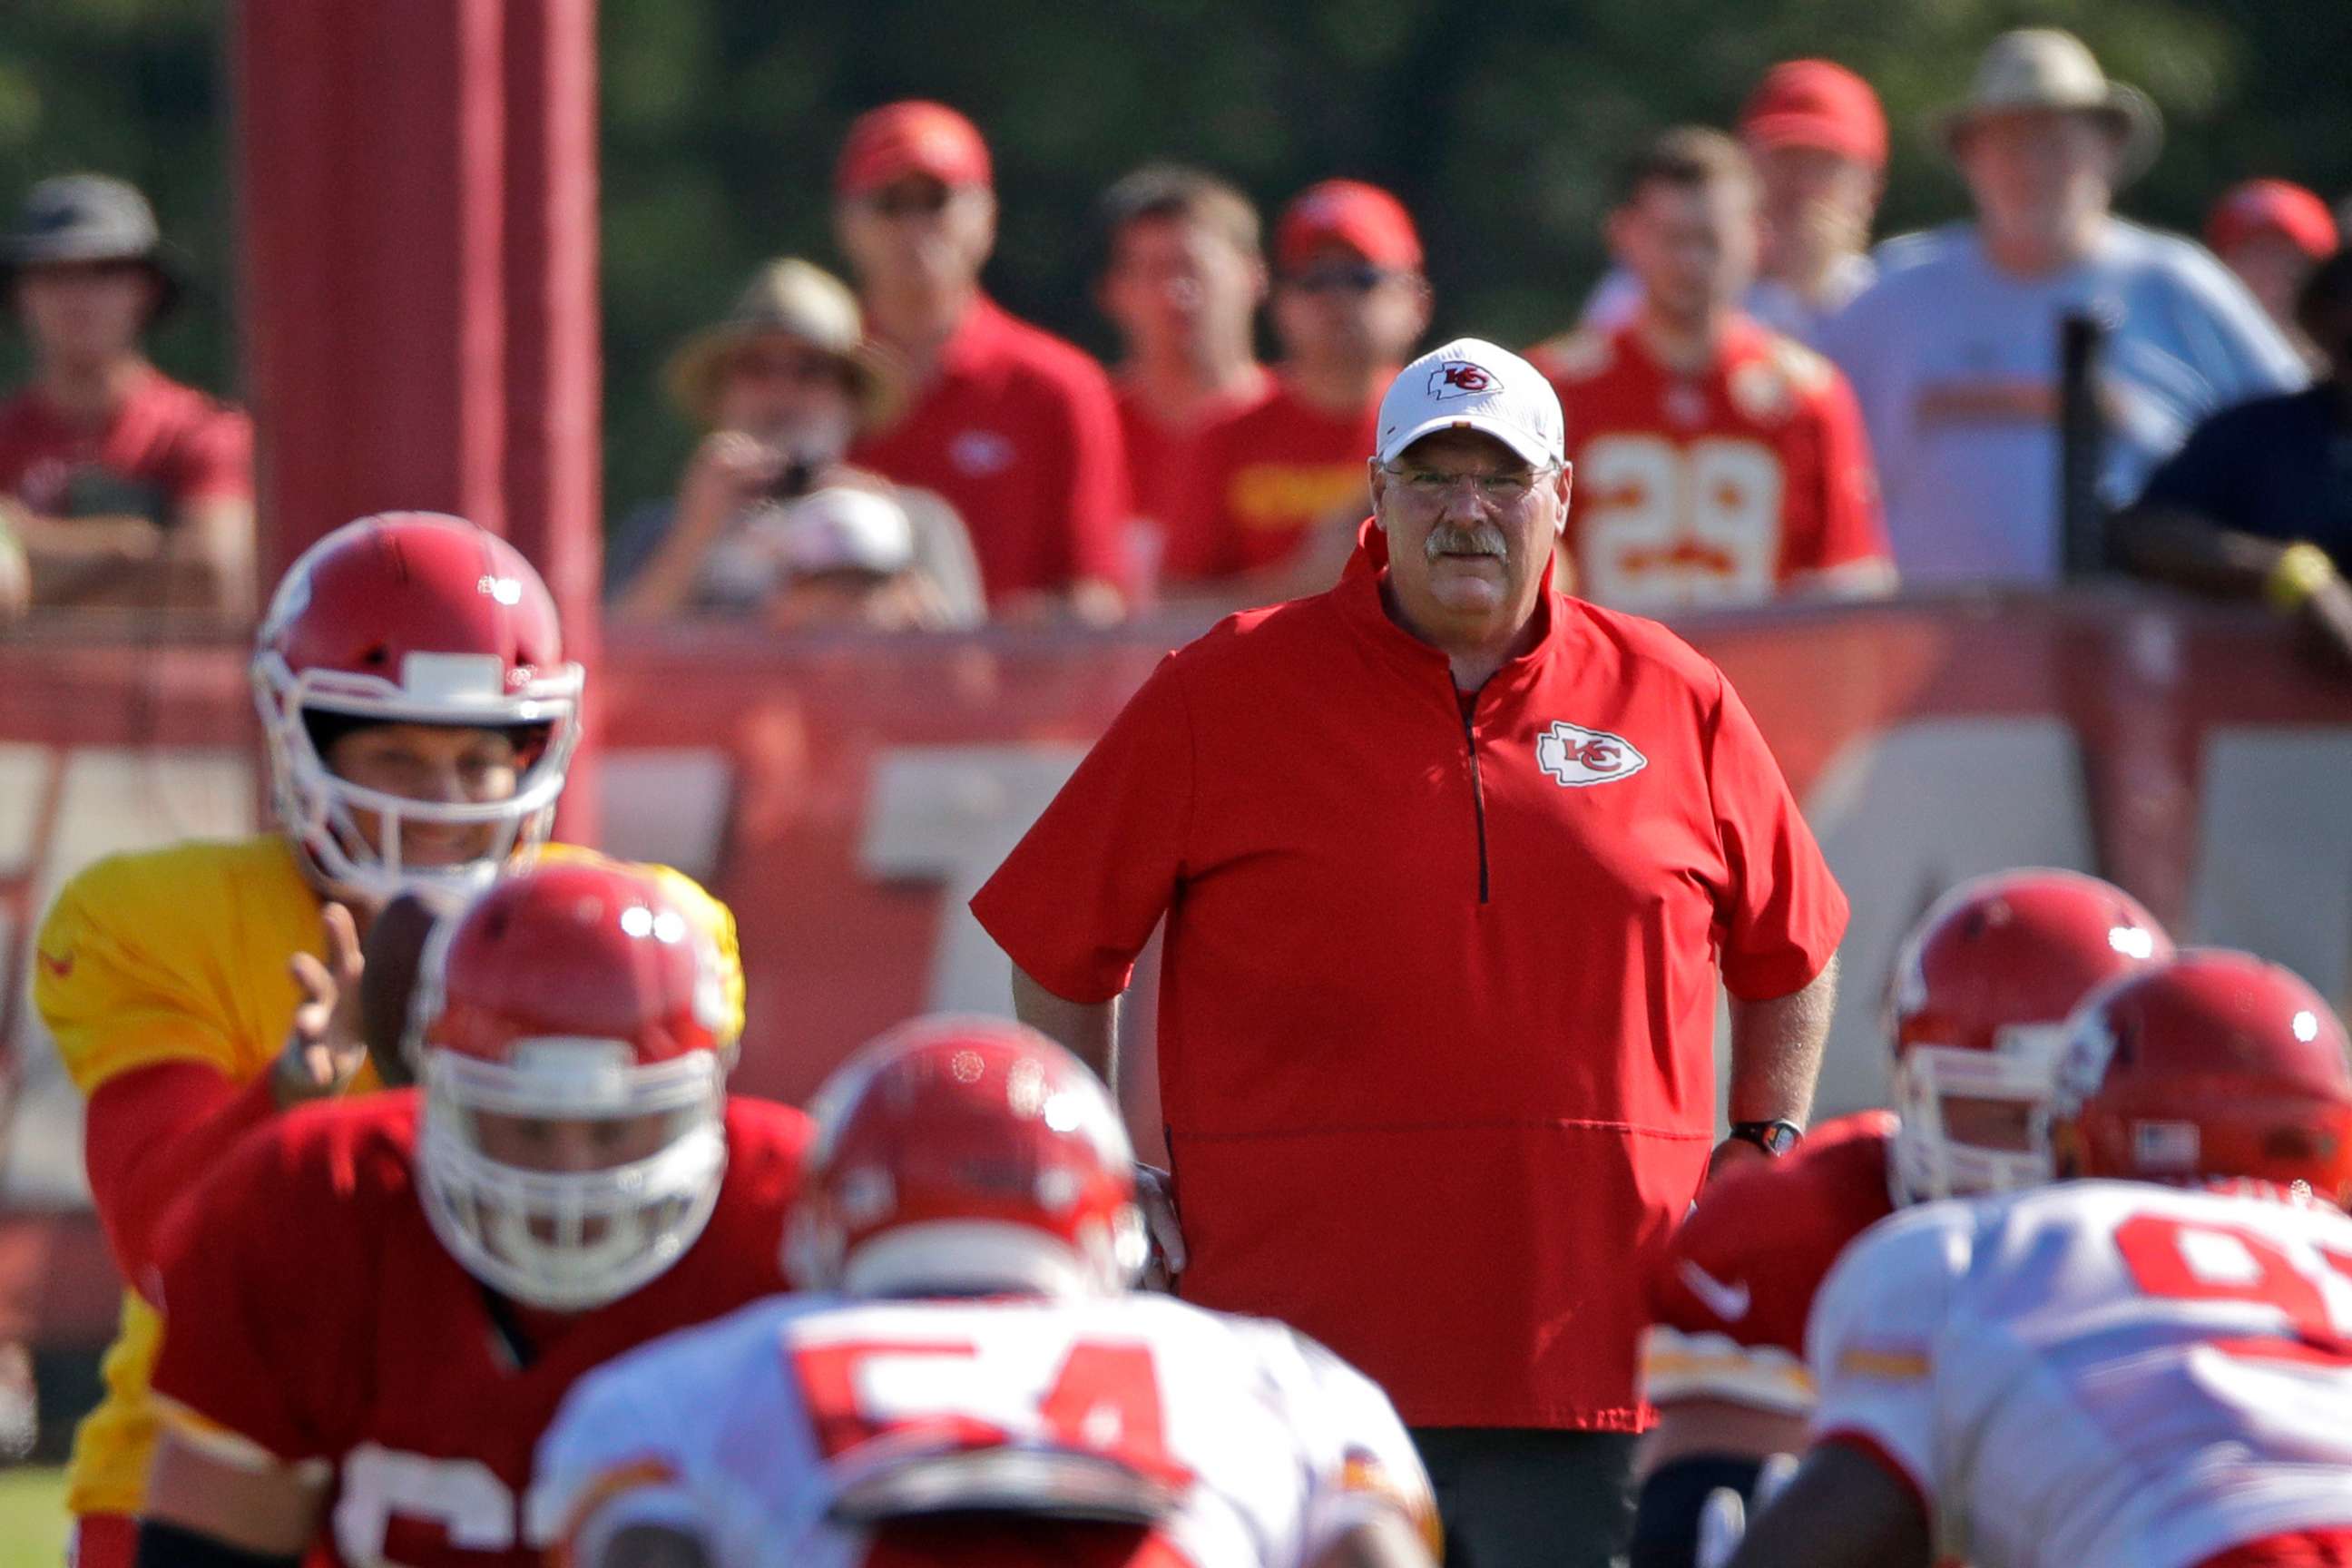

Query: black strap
478,1282,541,1370
134,1522,301,1568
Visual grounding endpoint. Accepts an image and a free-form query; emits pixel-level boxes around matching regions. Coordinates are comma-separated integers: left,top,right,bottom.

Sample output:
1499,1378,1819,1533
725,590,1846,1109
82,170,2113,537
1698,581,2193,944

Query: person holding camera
610,258,981,625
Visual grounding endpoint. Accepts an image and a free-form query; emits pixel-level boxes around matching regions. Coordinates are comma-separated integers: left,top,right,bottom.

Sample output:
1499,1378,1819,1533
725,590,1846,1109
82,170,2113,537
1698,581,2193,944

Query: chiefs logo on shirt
1536,721,1648,788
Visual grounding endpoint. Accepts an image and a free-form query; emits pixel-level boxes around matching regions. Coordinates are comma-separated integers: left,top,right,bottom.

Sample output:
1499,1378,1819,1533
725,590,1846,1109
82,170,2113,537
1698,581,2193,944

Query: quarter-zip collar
1330,517,1571,708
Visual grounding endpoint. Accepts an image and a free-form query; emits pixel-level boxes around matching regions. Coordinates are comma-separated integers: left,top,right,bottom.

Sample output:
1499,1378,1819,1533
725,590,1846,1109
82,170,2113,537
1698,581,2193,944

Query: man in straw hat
0,172,252,617
610,257,981,626
1818,28,2305,587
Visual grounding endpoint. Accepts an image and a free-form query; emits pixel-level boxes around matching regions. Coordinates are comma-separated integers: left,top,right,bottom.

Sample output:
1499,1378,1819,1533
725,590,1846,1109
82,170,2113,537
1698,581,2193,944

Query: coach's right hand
270,901,368,1106
1135,1163,1187,1290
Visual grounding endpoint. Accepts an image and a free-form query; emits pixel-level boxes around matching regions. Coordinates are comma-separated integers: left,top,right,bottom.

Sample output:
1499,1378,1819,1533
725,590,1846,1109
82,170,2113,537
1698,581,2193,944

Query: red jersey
1170,378,1380,583
849,295,1130,605
1642,1110,1899,1415
148,1091,809,1568
1532,318,1888,612
972,525,1847,1429
1115,372,1274,578
0,367,250,524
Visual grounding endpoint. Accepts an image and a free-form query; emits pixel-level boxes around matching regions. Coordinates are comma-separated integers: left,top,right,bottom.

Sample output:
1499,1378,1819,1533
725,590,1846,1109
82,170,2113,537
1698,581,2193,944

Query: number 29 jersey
1808,1180,2352,1568
1531,318,1890,612
536,1292,1439,1568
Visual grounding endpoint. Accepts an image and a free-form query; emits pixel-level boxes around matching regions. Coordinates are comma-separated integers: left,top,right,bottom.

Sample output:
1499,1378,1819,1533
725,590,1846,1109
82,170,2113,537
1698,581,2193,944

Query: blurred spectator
836,101,1129,622
1581,60,1886,345
1534,129,1892,612
0,174,251,619
1818,29,2307,586
763,485,968,632
1170,179,1429,593
2112,248,2352,662
2205,179,2338,365
609,258,982,628
1096,164,1274,585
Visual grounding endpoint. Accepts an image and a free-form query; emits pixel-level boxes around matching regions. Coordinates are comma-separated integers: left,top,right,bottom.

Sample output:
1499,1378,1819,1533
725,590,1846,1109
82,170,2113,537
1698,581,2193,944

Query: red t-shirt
149,1091,809,1567
1532,318,1887,611
850,295,1131,605
1115,372,1274,580
1169,378,1381,583
971,526,1848,1429
1642,1110,1898,1412
0,367,251,524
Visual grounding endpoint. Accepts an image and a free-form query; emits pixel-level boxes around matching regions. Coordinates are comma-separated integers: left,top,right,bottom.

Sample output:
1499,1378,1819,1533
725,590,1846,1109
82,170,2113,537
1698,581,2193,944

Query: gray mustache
1425,524,1509,561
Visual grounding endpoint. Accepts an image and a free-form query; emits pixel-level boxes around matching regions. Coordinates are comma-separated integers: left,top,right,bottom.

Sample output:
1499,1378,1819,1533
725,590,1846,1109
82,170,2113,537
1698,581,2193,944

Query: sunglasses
1284,262,1396,295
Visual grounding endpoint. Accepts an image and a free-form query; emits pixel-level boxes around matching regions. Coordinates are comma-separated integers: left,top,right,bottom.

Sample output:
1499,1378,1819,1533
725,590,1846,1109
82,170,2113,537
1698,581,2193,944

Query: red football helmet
251,512,583,905
1888,868,2173,1202
2047,950,2352,1202
407,858,737,1310
787,1017,1147,1298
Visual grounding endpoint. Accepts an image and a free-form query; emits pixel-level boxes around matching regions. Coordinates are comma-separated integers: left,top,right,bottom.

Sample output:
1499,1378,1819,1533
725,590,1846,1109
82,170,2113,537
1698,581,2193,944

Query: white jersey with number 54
1807,1180,2352,1568
536,1291,1436,1568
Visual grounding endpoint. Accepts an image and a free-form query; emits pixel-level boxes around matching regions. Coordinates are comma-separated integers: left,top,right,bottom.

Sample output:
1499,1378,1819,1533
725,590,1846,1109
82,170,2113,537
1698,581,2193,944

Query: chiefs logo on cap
1427,361,1496,400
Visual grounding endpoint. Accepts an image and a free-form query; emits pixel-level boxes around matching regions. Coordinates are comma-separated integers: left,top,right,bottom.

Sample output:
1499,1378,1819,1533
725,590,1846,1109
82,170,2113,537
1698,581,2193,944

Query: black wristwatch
1728,1118,1805,1157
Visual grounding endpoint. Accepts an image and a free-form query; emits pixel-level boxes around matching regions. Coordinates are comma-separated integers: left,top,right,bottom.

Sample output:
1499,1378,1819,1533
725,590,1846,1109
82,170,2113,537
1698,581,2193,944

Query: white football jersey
536,1290,1436,1568
1807,1180,2352,1568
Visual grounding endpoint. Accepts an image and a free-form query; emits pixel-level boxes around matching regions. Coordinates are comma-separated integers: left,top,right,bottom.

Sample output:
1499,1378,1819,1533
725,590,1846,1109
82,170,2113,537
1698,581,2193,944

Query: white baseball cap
1376,338,1564,469
777,486,916,580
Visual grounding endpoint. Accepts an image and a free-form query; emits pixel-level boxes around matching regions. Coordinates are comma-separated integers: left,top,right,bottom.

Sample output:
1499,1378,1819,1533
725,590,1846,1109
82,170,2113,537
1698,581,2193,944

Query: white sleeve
535,1348,714,1568
1802,1202,1975,1510
1278,1330,1441,1563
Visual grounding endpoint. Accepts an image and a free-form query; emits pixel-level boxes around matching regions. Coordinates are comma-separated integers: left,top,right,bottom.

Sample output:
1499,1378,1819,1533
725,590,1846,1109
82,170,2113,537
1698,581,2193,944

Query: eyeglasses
1382,463,1560,502
1285,262,1395,295
862,182,957,219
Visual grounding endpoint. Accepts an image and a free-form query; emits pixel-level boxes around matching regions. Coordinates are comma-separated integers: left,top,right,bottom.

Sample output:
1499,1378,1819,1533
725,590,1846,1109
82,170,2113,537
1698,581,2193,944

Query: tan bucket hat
664,258,904,430
1936,28,2163,185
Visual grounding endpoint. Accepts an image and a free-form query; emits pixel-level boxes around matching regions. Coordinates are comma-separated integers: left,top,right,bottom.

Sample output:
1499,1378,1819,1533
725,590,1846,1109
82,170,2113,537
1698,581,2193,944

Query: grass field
0,1467,69,1568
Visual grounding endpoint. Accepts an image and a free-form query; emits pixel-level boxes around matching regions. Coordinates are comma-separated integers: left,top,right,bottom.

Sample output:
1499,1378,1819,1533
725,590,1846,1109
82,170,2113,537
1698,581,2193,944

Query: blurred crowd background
3,0,2349,637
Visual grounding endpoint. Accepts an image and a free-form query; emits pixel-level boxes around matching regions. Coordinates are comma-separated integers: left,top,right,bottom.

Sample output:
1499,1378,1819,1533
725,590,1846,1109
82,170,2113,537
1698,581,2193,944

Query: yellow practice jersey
32,835,742,1518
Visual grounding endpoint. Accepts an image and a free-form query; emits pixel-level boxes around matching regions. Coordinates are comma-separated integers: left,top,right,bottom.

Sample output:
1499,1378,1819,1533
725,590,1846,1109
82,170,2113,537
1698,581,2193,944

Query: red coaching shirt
0,367,250,524
1168,379,1381,583
850,294,1131,606
972,524,1847,1429
1532,318,1888,612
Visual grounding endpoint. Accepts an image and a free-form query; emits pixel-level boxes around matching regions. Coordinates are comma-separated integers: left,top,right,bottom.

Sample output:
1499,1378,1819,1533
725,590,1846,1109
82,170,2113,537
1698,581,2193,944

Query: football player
535,1016,1440,1568
1631,868,2172,1568
134,859,808,1568
1725,949,2352,1568
30,511,739,1568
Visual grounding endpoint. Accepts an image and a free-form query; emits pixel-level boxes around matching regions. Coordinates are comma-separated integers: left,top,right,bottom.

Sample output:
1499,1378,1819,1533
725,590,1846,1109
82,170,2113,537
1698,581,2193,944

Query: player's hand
1694,1453,1798,1568
271,902,368,1107
1135,1163,1187,1290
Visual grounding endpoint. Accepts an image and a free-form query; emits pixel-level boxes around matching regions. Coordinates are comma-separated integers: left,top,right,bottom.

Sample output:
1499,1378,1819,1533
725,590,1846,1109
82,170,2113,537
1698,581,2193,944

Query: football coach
972,337,1846,1568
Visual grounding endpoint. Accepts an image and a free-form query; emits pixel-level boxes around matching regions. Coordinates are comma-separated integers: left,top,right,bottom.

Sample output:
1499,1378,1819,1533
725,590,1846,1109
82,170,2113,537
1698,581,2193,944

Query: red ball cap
1276,179,1422,274
836,100,992,199
1739,59,1888,171
2206,179,2338,262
